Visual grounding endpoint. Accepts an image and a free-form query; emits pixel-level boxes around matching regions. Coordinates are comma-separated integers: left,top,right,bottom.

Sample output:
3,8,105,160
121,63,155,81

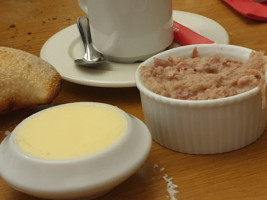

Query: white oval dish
0,102,152,199
136,44,267,154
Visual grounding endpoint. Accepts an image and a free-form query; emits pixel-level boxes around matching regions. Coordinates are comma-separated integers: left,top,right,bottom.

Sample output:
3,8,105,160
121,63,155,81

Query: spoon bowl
74,17,106,66
75,57,105,66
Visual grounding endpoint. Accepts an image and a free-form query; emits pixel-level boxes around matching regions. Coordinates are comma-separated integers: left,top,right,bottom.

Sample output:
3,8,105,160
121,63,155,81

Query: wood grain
1,0,267,199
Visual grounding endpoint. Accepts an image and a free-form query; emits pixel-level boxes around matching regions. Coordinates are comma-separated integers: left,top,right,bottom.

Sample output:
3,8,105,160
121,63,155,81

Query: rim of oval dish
136,44,264,108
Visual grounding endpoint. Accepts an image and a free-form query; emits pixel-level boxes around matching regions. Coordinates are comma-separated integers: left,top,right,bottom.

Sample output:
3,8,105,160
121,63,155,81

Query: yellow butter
15,104,127,160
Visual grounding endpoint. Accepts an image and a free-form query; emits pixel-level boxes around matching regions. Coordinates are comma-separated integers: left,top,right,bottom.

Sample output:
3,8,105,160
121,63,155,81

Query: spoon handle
77,17,99,60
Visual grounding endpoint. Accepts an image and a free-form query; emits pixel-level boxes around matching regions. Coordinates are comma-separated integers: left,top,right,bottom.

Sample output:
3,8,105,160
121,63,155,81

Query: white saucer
40,10,229,88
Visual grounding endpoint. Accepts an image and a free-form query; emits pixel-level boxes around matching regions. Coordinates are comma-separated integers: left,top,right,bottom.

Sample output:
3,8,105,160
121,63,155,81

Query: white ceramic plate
40,10,229,88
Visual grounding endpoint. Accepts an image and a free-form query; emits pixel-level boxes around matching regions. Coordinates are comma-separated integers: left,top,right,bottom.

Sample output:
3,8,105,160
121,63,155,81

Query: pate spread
140,49,267,104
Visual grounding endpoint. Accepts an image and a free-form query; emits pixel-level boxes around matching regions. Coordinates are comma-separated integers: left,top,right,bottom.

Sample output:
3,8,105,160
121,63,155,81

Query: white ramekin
136,44,267,154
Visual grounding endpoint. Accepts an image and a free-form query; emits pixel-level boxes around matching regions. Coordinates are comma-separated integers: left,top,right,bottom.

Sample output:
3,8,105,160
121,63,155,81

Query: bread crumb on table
163,174,179,200
4,131,11,136
154,163,179,200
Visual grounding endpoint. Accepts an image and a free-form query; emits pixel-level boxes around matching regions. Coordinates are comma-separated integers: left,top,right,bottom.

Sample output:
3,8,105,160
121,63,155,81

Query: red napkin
173,21,214,46
223,0,267,21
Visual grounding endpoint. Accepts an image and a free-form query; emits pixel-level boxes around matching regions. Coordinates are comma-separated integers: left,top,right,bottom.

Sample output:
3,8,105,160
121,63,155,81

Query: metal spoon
74,17,105,66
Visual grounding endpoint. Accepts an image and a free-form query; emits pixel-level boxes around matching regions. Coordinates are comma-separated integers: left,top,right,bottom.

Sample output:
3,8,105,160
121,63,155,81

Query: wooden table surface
1,0,267,199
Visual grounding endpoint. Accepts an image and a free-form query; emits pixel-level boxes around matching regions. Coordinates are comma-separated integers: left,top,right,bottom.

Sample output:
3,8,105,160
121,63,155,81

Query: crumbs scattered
154,163,179,200
153,164,159,169
163,174,179,200
41,17,72,26
8,24,18,39
4,131,11,136
42,16,72,25
0,130,11,136
9,24,16,28
47,16,57,21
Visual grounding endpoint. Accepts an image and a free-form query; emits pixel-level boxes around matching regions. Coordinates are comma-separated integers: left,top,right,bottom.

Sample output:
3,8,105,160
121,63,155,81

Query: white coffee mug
78,0,173,63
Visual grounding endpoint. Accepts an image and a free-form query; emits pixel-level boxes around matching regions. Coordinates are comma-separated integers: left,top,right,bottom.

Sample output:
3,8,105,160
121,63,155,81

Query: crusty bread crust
0,46,61,113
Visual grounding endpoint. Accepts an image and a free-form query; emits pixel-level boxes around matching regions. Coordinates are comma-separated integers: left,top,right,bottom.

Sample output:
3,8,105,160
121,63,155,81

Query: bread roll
0,46,61,114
